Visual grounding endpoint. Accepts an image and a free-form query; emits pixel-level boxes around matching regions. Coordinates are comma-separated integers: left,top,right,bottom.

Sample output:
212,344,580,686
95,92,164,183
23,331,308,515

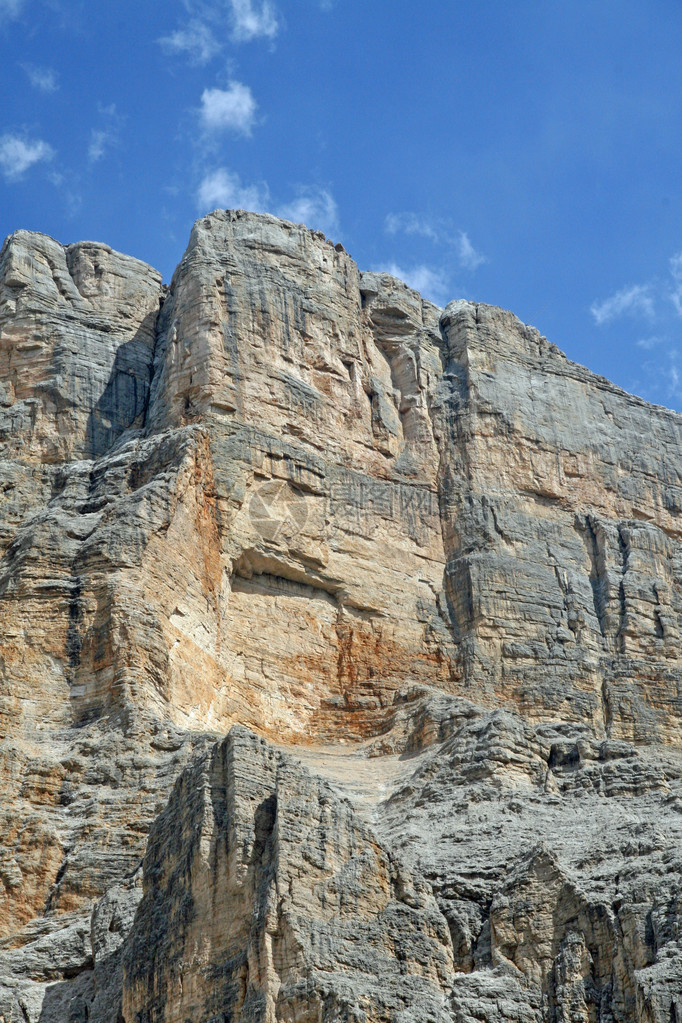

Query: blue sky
2,0,682,409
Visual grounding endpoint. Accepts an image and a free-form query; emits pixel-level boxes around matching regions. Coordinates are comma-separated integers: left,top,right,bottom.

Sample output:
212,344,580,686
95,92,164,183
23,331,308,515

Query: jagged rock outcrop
123,726,454,1023
0,210,681,1022
0,231,162,464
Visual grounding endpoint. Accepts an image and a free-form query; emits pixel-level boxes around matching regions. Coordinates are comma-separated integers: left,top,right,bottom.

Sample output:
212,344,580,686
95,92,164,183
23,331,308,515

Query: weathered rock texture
0,211,681,1022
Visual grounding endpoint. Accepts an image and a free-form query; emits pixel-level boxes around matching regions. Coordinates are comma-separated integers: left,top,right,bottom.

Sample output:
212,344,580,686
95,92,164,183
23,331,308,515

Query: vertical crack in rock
617,523,631,655
578,514,609,639
65,576,84,684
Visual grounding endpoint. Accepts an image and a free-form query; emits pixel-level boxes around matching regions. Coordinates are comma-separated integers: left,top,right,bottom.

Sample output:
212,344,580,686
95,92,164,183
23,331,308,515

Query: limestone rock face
143,211,453,742
437,300,682,742
0,210,681,1022
122,727,454,1023
0,230,162,463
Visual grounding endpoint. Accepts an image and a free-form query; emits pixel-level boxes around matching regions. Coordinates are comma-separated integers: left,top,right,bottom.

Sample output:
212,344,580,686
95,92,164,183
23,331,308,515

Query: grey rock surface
436,299,682,742
123,726,454,1023
0,210,681,1022
0,230,163,463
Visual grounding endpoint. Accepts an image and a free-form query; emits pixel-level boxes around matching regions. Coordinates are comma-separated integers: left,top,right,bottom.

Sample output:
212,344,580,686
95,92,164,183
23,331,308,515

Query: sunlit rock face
143,211,456,742
0,230,162,464
1,210,682,1023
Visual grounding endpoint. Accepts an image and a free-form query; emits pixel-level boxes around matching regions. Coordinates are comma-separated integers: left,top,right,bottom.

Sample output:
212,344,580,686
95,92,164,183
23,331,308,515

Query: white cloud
0,133,54,181
593,251,682,331
229,0,278,41
590,284,656,326
610,251,682,410
635,342,682,409
385,211,440,241
88,104,123,163
378,262,450,305
197,168,270,212
196,169,338,236
636,335,665,351
0,0,24,18
200,82,257,136
88,130,108,163
278,188,338,236
385,212,486,271
456,230,486,271
21,63,59,92
670,252,682,316
159,0,278,65
158,20,220,65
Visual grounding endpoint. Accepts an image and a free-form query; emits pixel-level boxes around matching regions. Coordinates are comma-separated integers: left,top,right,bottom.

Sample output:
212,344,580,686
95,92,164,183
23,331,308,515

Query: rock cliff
0,210,681,1022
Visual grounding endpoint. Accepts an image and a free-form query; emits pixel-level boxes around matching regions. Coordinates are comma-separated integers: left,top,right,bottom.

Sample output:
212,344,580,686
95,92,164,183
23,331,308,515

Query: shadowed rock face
0,210,681,1022
438,300,682,742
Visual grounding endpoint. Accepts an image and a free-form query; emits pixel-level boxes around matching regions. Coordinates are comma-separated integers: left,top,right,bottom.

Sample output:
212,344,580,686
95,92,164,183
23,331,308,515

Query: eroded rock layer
0,210,681,1022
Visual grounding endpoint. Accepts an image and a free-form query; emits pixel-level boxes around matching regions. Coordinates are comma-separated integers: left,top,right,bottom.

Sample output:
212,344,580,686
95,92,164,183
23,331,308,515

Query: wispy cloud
197,168,269,212
88,131,108,163
196,168,338,236
385,211,486,272
160,0,279,64
375,262,450,305
88,103,123,163
229,0,278,41
278,188,338,236
21,63,59,92
636,335,665,351
158,20,220,65
0,132,54,181
590,283,656,325
600,254,682,410
0,0,24,18
670,252,682,316
632,343,682,409
200,82,257,136
594,254,682,329
385,211,440,242
456,231,486,271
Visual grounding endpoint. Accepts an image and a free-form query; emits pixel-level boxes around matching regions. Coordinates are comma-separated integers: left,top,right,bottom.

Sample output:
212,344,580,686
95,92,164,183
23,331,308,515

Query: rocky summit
0,209,681,1023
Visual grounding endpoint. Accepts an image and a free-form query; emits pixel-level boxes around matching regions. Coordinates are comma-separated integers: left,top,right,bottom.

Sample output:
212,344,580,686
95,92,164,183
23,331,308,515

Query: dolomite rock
122,727,454,1023
0,230,162,464
437,299,682,742
29,705,678,1023
0,210,681,1022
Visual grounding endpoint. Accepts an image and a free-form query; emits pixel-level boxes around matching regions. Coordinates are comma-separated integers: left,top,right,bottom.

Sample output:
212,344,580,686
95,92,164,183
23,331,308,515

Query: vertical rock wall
437,300,682,742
